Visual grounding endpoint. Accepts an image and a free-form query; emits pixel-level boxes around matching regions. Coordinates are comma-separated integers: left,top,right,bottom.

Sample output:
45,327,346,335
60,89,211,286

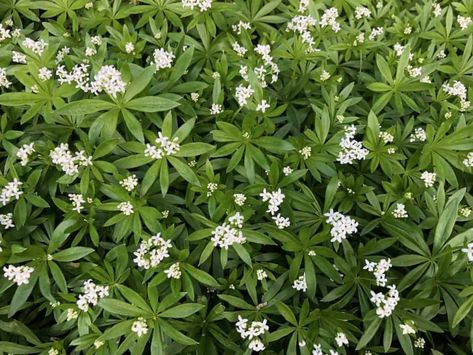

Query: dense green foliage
1,0,473,354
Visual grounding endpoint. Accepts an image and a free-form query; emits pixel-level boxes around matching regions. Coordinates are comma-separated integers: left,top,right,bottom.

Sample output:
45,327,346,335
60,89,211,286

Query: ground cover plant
1,0,473,354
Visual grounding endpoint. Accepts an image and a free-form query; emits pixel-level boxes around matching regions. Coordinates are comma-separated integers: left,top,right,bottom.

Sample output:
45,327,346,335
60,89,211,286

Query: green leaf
9,272,38,317
181,263,219,287
159,303,205,318
275,302,297,325
433,188,465,254
99,299,144,317
126,96,180,112
453,296,473,328
0,93,40,106
159,319,198,345
174,143,214,157
253,137,294,153
56,100,116,115
48,219,77,253
122,109,144,142
356,317,382,350
52,247,94,262
124,65,156,102
168,47,194,84
167,156,201,186
0,342,40,354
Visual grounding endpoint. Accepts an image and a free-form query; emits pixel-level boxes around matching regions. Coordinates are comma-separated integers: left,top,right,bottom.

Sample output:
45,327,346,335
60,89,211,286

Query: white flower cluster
69,193,86,213
125,42,134,53
273,213,290,229
234,193,246,206
211,212,246,249
355,6,371,19
253,44,280,86
324,209,358,243
38,67,53,81
151,48,175,70
283,166,293,176
22,37,48,55
57,63,126,97
89,65,126,98
55,46,70,64
50,143,92,176
407,65,422,78
336,125,368,164
256,269,268,280
364,258,392,287
207,182,218,196
232,21,251,34
292,274,307,292
400,322,416,335
133,233,172,269
369,27,384,40
76,279,109,312
256,100,270,113
232,42,247,57
414,337,426,348
235,84,255,106
443,80,470,109
379,131,394,144
392,203,408,218
420,171,436,187
16,143,35,166
235,316,269,352
131,317,148,337
299,146,312,159
0,213,14,229
463,152,473,168
260,188,285,215
120,175,138,191
210,103,223,114
457,15,472,30
182,0,212,12
0,24,11,42
0,179,23,206
0,68,11,88
432,2,441,17
3,265,34,285
335,332,349,347
164,262,181,279
320,7,340,32
118,201,134,215
462,242,473,261
144,132,180,160
12,51,27,64
287,15,317,52
370,285,400,318
66,308,78,321
409,127,426,142
460,207,472,217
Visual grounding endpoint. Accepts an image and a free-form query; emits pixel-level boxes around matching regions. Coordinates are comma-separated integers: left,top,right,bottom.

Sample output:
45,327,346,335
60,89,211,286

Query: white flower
85,2,93,9
287,15,317,52
210,103,223,114
320,7,340,32
12,51,27,64
152,48,175,70
462,242,473,261
320,70,331,81
118,201,134,215
460,207,472,217
207,182,218,196
234,193,246,206
69,193,86,213
232,21,251,34
355,6,371,19
0,213,14,229
364,258,392,287
131,317,148,337
182,0,212,12
260,188,285,215
120,175,138,191
145,132,180,160
125,42,135,53
337,125,368,164
89,65,126,98
38,67,52,81
85,47,96,57
0,68,11,88
0,179,23,206
443,80,468,102
256,269,268,280
91,36,102,45
22,37,47,55
370,285,400,318
392,203,408,218
256,100,270,113
379,131,394,144
432,2,441,17
190,92,199,102
312,344,323,355
420,171,436,188
76,279,109,312
283,166,293,176
414,337,425,348
0,24,11,42
409,127,426,142
292,274,307,292
48,348,59,355
400,322,416,335
16,143,35,166
248,338,265,352
211,213,246,249
94,340,104,349
50,143,92,176
334,332,348,347
369,27,384,40
299,146,312,160
273,214,290,229
3,265,34,285
134,233,173,269
232,42,247,57
66,308,78,321
458,15,472,30
164,262,181,279
324,209,358,243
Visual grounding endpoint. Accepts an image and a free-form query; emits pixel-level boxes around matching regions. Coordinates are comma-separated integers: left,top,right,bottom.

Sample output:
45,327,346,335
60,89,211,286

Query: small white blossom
392,203,408,218
369,27,384,40
90,36,102,45
248,338,265,352
118,201,134,215
48,348,59,355
120,175,138,191
379,131,394,144
0,179,23,206
325,209,358,243
76,279,109,312
3,265,34,285
292,274,307,292
458,15,472,30
414,337,426,348
260,188,285,215
400,322,416,335
232,42,247,57
256,99,270,113
420,171,436,188
182,0,212,12
283,166,293,176
0,68,11,88
211,213,246,249
210,103,223,114
69,193,86,213
409,127,427,142
320,70,331,81
234,193,247,206
256,269,268,280
337,125,368,164
462,242,473,261
191,92,199,102
273,214,290,229
38,67,52,81
152,48,175,70
85,47,96,57
0,213,14,229
134,233,172,269
207,182,218,196
16,143,35,166
22,37,47,56
335,332,348,347
125,42,134,53
299,146,312,160
131,317,149,337
144,132,180,160
89,65,126,98
364,258,392,287
66,308,78,321
432,2,441,17
164,262,181,279
232,21,251,35
460,207,472,217
370,285,400,318
355,6,371,19
320,7,340,32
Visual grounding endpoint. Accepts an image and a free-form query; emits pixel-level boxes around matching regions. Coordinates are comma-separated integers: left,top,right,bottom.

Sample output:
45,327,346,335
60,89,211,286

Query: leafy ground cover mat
1,0,473,354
